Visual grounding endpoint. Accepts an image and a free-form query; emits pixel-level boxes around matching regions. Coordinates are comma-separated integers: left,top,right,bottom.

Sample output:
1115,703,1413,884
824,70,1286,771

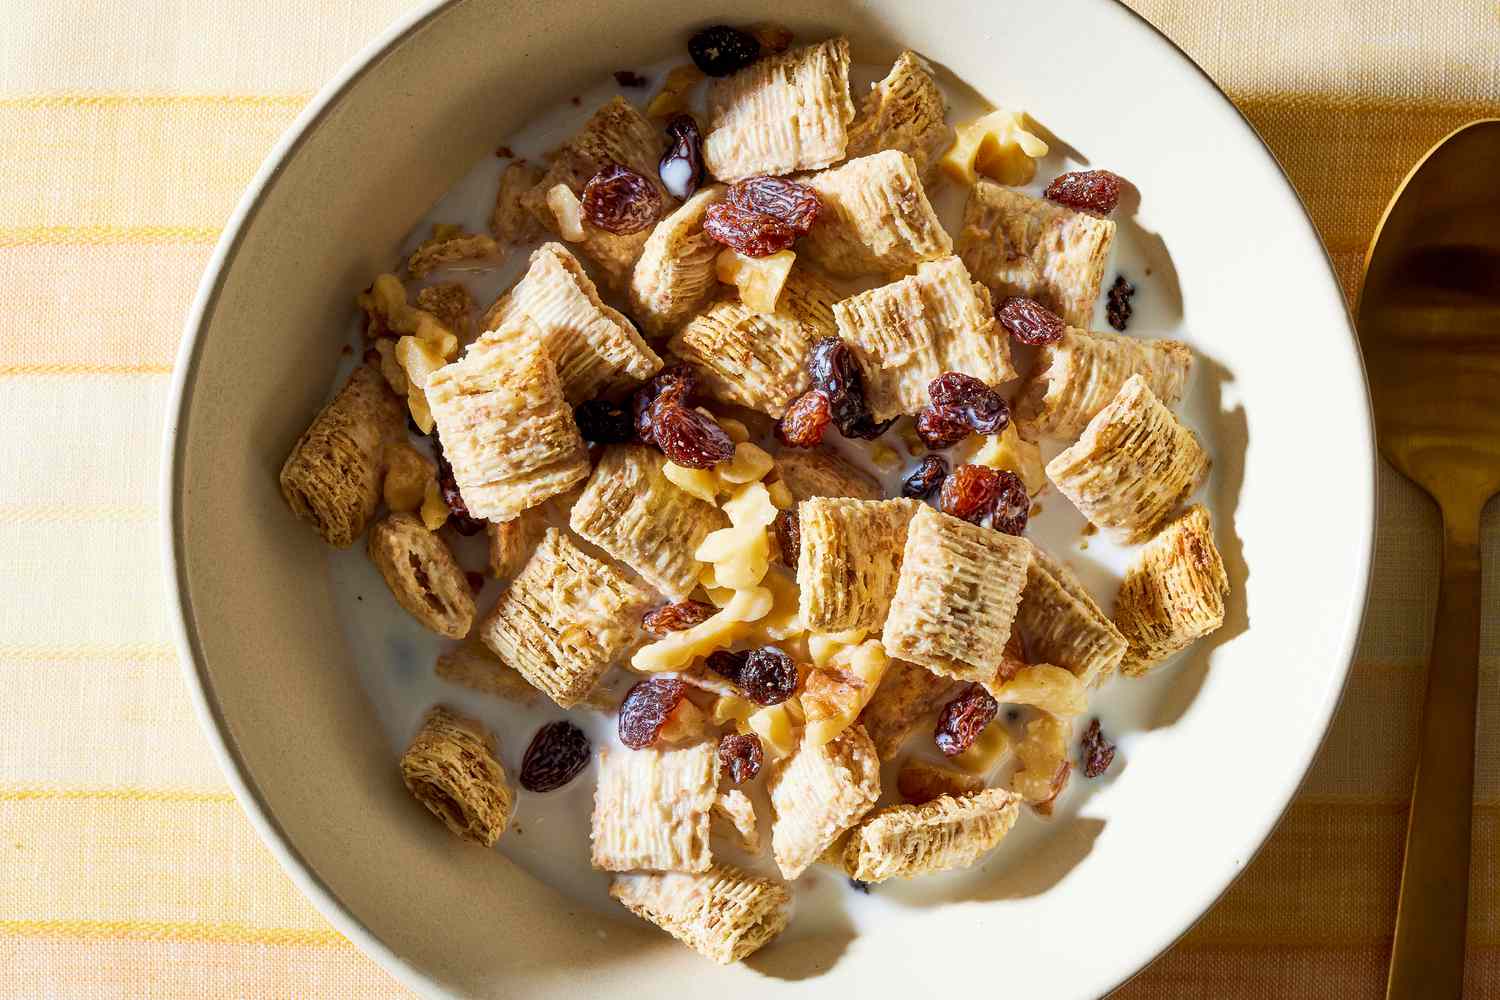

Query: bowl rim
160,2,1378,996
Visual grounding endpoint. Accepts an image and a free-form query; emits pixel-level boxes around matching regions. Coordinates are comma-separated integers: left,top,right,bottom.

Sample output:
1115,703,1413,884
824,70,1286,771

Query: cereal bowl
163,0,1375,996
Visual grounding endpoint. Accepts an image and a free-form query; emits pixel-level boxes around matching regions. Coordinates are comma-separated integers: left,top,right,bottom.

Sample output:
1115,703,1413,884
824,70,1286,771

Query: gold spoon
1358,118,1500,1000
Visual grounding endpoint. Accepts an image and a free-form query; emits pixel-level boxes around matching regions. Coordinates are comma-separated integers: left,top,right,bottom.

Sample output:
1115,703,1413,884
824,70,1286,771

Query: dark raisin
631,364,700,445
431,434,484,535
1106,275,1135,331
997,296,1067,346
494,145,515,158
1044,169,1125,215
939,463,1003,524
929,372,1009,435
619,678,687,749
990,469,1030,536
773,509,800,571
652,403,735,468
914,406,972,449
901,454,949,499
805,337,882,439
613,69,648,87
775,390,832,448
848,878,872,893
739,646,798,706
703,202,798,257
840,413,896,441
727,176,820,234
519,721,591,792
718,732,764,784
706,648,750,684
1081,718,1117,778
643,600,716,636
659,114,704,200
688,24,761,77
465,570,486,594
581,162,662,235
573,399,636,444
934,684,999,757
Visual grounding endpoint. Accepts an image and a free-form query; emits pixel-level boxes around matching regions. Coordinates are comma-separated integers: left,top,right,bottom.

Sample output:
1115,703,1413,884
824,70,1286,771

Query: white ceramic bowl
163,1,1376,996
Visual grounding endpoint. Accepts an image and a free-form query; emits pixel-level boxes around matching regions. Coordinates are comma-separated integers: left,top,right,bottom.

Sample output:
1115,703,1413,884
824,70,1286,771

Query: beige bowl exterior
164,0,1376,996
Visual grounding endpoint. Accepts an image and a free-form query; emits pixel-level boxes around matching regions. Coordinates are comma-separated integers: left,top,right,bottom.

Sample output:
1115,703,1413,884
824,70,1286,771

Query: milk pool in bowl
323,51,1216,937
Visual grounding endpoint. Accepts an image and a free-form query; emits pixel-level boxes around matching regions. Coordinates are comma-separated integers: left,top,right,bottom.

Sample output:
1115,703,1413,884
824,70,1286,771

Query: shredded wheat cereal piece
590,742,716,872
483,243,662,404
881,505,1031,682
1045,375,1210,544
841,787,1019,882
425,327,590,522
399,706,514,846
1114,504,1229,676
896,760,984,803
610,865,790,964
834,256,1015,421
845,51,951,180
414,283,475,342
1010,714,1073,811
711,788,761,852
486,508,546,581
520,97,672,284
434,642,540,705
480,527,653,708
1015,330,1193,441
367,513,476,638
957,180,1114,328
491,161,546,245
796,497,919,633
629,185,727,336
770,447,882,501
801,150,951,278
702,38,855,181
670,270,839,416
1014,541,1127,686
766,724,880,879
279,364,405,548
406,224,498,279
858,658,958,760
570,444,730,599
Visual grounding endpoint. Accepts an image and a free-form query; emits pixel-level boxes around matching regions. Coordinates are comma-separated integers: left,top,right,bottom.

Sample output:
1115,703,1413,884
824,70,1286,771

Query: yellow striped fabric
0,1,1495,996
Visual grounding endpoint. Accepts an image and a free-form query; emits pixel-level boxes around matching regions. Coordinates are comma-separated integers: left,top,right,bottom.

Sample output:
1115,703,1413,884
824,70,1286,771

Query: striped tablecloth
1,2,1496,995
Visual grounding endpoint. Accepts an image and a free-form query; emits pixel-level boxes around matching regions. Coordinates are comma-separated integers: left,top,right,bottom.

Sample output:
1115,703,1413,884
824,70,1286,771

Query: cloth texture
0,1,1496,996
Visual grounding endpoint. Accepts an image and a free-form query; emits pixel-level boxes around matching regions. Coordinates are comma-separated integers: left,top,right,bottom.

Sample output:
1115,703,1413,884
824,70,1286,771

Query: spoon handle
1385,516,1481,1000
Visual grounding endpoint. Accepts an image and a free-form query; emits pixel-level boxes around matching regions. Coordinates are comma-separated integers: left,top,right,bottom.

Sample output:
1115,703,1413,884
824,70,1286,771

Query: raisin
1044,169,1125,215
703,202,798,257
573,399,635,444
990,469,1030,536
581,162,662,235
613,69,648,87
619,678,687,749
939,463,1003,524
465,571,486,594
431,434,484,535
1081,718,1117,778
914,406,972,449
997,296,1066,346
934,684,999,757
773,508,800,571
706,648,749,684
631,364,699,445
775,390,832,448
727,176,820,234
659,114,704,200
718,732,764,784
688,24,761,77
652,403,735,468
805,337,883,439
1106,275,1135,331
848,878,872,893
643,600,716,636
739,646,798,705
901,454,949,499
519,721,591,792
841,413,896,441
929,372,1009,435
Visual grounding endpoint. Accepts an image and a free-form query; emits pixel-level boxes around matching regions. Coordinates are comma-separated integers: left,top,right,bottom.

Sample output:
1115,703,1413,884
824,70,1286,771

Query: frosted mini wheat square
591,742,716,873
610,865,790,964
424,328,590,522
1115,504,1229,676
479,527,653,708
767,724,881,879
841,787,1019,882
1014,540,1127,686
845,50,951,180
834,256,1016,421
629,185,725,336
702,38,855,181
399,707,514,847
796,497,919,633
858,657,957,761
1015,329,1192,441
802,150,952,278
957,180,1114,327
881,505,1031,682
771,446,881,502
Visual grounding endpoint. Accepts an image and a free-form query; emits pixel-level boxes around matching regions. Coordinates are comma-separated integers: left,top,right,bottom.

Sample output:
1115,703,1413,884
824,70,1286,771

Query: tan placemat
0,2,1494,995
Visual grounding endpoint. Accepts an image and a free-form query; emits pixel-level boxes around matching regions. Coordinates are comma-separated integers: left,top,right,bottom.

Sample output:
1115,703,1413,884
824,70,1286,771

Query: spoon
1358,119,1500,1000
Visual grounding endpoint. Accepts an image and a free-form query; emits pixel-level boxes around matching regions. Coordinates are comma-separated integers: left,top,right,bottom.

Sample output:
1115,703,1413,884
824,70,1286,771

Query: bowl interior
166,0,1374,996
